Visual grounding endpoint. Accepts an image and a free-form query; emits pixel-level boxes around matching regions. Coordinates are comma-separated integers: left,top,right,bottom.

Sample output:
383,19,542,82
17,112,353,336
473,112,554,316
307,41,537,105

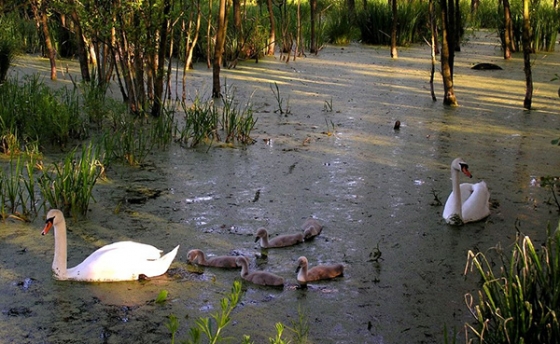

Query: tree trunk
266,0,276,55
184,0,202,71
440,0,458,106
213,0,227,98
454,0,461,51
522,0,532,109
502,0,514,58
68,0,90,82
347,0,356,23
390,0,398,58
31,0,57,80
206,0,213,68
152,0,171,117
471,0,479,13
309,0,318,54
429,0,437,101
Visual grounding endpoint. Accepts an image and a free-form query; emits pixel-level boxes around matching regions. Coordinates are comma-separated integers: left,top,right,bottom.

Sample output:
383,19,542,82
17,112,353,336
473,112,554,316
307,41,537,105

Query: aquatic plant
270,82,290,116
0,75,87,148
38,142,104,218
463,222,560,343
219,83,257,145
176,95,219,148
167,280,301,344
175,86,257,148
323,98,333,113
0,149,41,220
168,280,243,344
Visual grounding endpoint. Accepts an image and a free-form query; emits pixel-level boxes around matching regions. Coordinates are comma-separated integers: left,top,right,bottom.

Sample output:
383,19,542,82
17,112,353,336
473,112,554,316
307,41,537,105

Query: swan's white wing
67,242,178,282
461,181,490,223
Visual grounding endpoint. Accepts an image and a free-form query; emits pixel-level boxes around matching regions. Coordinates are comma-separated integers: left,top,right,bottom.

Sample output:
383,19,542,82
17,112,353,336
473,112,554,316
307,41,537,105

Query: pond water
1,31,560,344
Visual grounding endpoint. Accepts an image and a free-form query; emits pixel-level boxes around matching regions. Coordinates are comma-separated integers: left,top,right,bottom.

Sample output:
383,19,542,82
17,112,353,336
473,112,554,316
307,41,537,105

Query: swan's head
451,158,472,178
235,256,249,267
42,209,65,235
254,228,267,242
295,256,308,273
186,249,201,263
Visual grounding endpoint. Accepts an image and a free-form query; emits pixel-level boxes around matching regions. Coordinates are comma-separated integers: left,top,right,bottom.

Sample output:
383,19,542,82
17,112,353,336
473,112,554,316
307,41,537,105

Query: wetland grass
38,142,104,218
463,222,560,343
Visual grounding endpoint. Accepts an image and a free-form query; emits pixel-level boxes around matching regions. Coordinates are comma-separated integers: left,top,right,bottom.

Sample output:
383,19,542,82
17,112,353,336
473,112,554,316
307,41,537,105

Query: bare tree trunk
32,0,57,80
522,0,532,109
502,0,514,58
68,0,90,82
429,0,437,101
295,0,301,60
310,0,318,54
347,0,356,23
454,0,461,51
440,0,458,106
266,0,276,55
213,0,227,98
152,0,171,117
207,0,213,68
185,0,202,71
471,0,479,13
390,0,398,58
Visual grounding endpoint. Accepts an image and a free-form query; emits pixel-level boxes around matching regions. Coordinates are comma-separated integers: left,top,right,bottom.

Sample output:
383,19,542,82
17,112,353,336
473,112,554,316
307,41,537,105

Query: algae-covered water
1,31,560,343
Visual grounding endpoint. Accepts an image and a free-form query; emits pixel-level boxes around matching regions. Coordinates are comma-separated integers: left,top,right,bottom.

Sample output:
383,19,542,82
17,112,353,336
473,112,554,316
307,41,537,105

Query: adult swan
443,158,490,225
41,209,179,282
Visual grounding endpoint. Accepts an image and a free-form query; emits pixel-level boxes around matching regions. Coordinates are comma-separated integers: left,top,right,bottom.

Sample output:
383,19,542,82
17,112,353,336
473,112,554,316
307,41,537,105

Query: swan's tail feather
145,245,180,277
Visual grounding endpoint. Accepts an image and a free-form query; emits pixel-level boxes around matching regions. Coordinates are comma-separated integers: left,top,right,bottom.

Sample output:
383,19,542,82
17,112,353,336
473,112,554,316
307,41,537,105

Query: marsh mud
1,31,560,343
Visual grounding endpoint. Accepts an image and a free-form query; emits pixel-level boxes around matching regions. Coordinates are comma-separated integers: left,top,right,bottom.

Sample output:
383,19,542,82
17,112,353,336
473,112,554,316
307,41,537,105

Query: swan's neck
259,235,269,247
52,221,68,279
451,168,463,220
197,251,207,264
297,264,308,282
239,261,249,277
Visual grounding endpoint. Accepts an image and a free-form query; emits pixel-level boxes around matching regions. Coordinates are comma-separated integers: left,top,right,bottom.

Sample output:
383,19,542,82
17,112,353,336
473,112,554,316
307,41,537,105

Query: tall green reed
0,149,41,220
464,222,560,343
38,142,104,218
0,75,87,148
168,280,243,344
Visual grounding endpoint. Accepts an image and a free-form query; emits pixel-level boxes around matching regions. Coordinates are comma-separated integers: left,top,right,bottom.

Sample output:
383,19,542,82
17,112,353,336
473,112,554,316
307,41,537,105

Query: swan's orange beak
42,218,54,235
461,165,472,178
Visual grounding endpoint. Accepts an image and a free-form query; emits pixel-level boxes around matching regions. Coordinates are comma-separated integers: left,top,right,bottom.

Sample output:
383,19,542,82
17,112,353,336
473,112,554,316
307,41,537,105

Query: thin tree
31,0,57,80
429,0,437,101
502,0,514,59
151,0,171,117
67,0,90,82
440,0,458,105
310,0,318,54
266,0,276,55
212,0,227,98
522,0,532,109
390,0,398,58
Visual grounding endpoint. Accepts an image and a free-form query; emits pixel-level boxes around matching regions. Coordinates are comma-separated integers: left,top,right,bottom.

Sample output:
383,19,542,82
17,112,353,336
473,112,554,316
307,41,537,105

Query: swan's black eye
459,163,469,170
45,216,55,224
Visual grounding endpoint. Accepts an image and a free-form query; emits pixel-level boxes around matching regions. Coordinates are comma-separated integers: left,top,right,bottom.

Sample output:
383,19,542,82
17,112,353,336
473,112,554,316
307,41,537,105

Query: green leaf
155,289,168,304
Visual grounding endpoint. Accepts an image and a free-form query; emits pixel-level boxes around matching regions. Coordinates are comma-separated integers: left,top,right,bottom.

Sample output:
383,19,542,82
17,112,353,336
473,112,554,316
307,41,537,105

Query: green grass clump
464,222,560,343
175,86,257,148
38,142,104,218
0,75,87,148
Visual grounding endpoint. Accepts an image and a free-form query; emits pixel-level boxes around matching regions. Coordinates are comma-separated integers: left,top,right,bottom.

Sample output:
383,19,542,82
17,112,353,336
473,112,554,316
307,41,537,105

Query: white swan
443,158,490,225
41,209,179,282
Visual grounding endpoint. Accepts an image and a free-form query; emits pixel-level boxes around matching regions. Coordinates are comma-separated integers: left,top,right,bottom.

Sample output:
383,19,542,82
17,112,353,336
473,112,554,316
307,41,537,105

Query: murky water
2,31,560,343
